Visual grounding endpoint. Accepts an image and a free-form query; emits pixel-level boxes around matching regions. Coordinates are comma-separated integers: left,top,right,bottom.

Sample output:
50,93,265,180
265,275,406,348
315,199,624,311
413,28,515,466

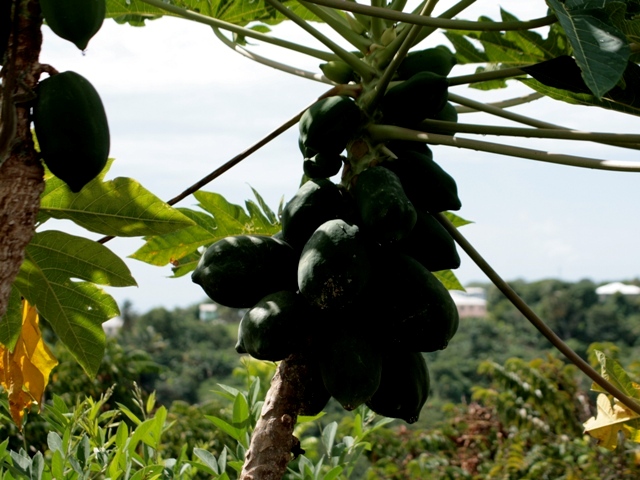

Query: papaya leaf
591,350,640,400
583,393,639,449
546,0,630,98
40,172,194,237
129,209,217,267
0,287,23,350
469,65,509,91
131,190,280,274
106,0,316,28
605,1,640,43
444,211,472,228
11,231,131,377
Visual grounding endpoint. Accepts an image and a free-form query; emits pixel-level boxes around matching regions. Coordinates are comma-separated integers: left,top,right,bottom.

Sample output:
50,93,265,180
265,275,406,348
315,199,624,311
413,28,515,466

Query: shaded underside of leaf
0,288,24,350
546,0,630,98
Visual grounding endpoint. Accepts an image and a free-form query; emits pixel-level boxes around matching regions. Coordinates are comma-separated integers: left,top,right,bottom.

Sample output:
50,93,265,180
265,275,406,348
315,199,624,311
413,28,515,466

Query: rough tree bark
240,354,324,479
0,0,44,318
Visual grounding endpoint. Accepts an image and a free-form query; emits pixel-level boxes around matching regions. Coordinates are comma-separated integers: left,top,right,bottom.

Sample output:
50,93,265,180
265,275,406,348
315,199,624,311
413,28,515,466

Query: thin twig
301,0,557,31
97,86,343,245
418,119,640,143
139,0,339,62
367,124,640,172
212,28,331,84
434,212,640,416
264,0,375,81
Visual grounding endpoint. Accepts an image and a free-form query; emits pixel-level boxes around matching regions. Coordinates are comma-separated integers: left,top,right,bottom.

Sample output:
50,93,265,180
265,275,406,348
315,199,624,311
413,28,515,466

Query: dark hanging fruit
33,71,110,193
191,235,297,308
40,0,106,51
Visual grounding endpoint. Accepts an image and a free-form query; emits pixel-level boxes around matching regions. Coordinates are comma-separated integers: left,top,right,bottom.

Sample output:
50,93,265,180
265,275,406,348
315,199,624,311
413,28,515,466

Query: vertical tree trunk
240,354,315,480
0,0,44,318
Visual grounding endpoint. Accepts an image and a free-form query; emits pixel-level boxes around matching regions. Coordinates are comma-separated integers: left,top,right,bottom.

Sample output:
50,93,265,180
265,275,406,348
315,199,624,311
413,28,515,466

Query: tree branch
434,212,640,416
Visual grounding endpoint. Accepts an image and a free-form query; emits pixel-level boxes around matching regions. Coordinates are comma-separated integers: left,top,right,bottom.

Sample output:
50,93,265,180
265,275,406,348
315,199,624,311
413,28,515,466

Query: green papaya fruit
397,47,457,80
281,178,349,251
40,0,105,51
298,358,332,417
383,146,461,212
299,95,362,155
381,72,448,128
365,253,459,352
423,102,458,136
319,60,355,84
236,290,310,361
354,166,417,244
33,71,110,193
298,219,371,310
192,235,297,308
396,209,460,271
366,351,430,424
316,329,382,411
303,152,344,179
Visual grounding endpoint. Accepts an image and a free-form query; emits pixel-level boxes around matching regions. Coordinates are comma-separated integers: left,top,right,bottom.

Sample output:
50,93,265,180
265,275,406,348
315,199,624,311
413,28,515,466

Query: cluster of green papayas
32,70,111,192
191,44,463,423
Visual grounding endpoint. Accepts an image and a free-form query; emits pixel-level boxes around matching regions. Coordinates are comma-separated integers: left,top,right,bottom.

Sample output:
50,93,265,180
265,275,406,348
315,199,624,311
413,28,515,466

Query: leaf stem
212,28,331,85
434,212,640,417
300,0,556,31
456,92,543,113
368,124,640,172
264,0,375,81
448,66,527,86
299,1,373,53
448,92,640,150
370,0,386,42
138,0,339,62
411,0,477,46
418,119,640,143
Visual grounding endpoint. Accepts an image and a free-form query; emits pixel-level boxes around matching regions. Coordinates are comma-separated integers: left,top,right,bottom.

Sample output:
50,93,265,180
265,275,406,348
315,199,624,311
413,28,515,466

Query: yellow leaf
0,300,58,428
583,393,640,450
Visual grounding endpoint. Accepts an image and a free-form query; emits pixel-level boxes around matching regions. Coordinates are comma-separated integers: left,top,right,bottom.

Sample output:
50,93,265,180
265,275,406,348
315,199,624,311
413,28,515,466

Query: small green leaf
47,432,63,454
321,422,338,456
232,393,250,427
444,211,472,228
323,466,344,480
193,448,219,475
592,350,640,400
434,270,465,291
205,416,243,442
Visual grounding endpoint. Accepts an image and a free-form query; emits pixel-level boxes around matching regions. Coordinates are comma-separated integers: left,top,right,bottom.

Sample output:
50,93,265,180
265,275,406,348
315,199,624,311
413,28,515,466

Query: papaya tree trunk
240,354,311,480
0,0,44,318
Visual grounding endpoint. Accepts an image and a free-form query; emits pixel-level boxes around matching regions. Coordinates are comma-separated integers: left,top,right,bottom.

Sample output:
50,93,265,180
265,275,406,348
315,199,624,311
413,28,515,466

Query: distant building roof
450,290,488,306
595,282,640,295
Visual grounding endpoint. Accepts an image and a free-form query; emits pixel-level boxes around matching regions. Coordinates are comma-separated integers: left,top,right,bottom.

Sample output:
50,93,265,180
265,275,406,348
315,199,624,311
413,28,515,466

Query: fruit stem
368,124,640,172
300,0,557,31
434,212,640,417
138,0,340,62
212,27,332,85
299,1,373,53
418,119,640,145
264,0,376,82
370,0,386,42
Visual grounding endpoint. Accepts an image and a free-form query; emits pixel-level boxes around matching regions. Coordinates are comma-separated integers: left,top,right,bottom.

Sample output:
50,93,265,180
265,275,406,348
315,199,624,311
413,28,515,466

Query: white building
450,288,488,318
102,316,123,336
595,282,640,300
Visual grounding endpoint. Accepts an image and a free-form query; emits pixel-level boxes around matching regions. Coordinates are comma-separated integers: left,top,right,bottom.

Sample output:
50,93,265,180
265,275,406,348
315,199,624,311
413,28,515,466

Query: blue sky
38,2,640,313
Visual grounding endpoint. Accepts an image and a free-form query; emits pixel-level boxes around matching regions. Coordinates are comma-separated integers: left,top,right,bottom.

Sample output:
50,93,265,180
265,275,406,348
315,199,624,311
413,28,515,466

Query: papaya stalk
0,0,44,320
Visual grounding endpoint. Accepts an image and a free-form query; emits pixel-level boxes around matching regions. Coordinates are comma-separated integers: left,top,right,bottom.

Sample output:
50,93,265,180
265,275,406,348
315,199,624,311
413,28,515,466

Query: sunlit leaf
40,171,194,237
434,270,464,291
0,300,58,428
583,393,639,449
13,235,126,377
